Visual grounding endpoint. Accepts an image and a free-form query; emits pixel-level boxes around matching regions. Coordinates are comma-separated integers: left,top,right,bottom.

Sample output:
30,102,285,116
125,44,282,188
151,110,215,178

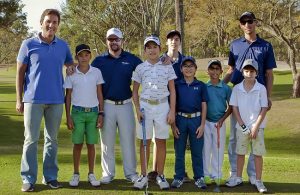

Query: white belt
140,97,168,105
177,112,201,118
105,98,131,105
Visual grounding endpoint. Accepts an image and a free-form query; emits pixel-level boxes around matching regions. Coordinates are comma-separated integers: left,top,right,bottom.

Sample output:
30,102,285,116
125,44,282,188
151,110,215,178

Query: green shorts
71,109,99,144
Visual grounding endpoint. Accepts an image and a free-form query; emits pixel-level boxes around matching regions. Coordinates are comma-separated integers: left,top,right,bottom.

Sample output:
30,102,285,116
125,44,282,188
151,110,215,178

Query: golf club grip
141,108,147,146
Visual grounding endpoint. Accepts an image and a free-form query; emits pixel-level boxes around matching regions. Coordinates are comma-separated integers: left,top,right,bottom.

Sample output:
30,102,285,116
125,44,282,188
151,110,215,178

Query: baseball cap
166,30,181,40
207,59,222,68
239,11,256,22
241,59,258,71
75,44,91,55
181,56,197,67
144,35,161,46
106,28,123,38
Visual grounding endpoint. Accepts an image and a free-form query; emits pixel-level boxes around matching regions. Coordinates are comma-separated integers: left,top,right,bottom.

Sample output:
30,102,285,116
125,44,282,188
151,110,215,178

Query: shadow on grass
30,180,300,193
0,85,15,94
272,84,293,101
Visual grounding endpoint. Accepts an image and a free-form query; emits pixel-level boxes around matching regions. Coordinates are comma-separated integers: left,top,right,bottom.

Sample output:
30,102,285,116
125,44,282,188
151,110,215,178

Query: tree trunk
288,47,300,98
175,0,184,54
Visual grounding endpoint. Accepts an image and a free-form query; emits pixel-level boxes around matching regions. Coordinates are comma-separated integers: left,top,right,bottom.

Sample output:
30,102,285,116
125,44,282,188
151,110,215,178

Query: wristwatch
98,111,105,117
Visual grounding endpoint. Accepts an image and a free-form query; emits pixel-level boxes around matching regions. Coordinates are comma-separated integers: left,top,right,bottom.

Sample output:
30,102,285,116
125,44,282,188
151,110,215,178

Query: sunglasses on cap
240,19,254,25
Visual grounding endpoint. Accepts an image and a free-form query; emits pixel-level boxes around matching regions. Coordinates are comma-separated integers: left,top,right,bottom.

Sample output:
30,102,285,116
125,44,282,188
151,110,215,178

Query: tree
0,0,28,64
175,0,184,54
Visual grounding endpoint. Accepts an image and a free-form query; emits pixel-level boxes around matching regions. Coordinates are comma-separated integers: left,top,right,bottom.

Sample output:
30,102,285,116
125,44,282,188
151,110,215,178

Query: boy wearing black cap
171,56,208,189
203,60,231,185
228,59,268,193
64,44,105,187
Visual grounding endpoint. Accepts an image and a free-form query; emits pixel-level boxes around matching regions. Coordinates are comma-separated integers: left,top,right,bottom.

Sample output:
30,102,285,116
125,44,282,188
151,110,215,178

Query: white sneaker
100,176,113,184
126,174,139,183
156,175,170,190
133,175,148,190
88,173,100,187
69,174,80,187
249,176,256,185
225,176,243,187
255,180,267,193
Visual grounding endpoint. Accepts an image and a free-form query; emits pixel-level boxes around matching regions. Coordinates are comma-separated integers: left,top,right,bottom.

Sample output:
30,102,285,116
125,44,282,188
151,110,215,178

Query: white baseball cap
241,59,258,71
144,35,160,46
106,28,123,38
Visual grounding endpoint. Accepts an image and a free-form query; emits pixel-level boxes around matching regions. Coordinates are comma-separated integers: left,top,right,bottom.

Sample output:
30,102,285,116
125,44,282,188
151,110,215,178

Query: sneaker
21,183,34,192
171,179,183,188
156,175,170,190
249,175,256,185
148,171,158,181
204,176,212,185
183,172,191,183
69,174,80,187
44,180,62,189
88,173,100,187
225,176,243,187
255,180,267,193
133,175,148,190
100,176,113,184
195,177,207,189
126,174,139,183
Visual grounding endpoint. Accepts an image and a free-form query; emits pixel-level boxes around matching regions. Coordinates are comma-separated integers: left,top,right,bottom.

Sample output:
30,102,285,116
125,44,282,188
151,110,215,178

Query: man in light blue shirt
16,9,73,192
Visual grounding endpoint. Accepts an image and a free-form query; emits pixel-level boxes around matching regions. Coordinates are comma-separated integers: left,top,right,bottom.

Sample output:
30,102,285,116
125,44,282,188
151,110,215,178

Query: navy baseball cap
207,59,222,69
75,44,91,55
181,56,197,67
166,30,181,40
239,11,256,22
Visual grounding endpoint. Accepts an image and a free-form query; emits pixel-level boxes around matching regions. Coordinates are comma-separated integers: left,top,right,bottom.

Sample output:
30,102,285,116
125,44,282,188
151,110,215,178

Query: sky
21,0,66,32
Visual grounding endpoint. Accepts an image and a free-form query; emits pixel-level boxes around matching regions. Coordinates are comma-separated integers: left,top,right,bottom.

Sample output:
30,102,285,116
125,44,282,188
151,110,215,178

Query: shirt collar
37,32,57,44
238,79,260,92
103,49,126,58
207,80,223,87
178,77,200,85
241,34,262,43
145,60,162,66
75,65,92,74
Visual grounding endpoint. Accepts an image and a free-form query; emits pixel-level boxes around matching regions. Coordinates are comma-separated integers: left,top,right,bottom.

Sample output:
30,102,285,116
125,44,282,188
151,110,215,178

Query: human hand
67,116,74,130
171,125,180,139
167,110,175,124
66,65,75,76
196,125,204,138
267,98,272,111
161,54,172,65
16,101,24,113
97,115,103,128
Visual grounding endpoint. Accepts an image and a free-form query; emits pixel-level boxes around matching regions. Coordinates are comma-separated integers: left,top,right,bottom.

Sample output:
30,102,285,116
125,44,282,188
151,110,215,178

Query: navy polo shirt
163,52,184,81
175,78,209,113
91,50,142,101
228,35,277,85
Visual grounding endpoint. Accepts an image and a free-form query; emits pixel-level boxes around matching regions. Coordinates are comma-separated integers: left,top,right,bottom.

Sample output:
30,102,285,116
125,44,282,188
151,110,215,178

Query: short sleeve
229,86,238,106
17,40,29,64
132,64,142,83
96,69,105,85
260,85,268,108
168,65,177,81
64,75,73,89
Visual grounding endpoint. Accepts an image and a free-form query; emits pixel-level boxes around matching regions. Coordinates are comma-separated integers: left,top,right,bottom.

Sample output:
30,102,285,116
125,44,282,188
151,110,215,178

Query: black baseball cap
181,56,197,67
239,11,256,22
75,44,91,55
166,30,181,40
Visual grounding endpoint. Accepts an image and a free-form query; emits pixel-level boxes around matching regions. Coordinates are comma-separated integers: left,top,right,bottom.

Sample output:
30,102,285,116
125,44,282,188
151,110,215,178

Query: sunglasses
240,19,254,25
107,38,121,42
182,64,196,68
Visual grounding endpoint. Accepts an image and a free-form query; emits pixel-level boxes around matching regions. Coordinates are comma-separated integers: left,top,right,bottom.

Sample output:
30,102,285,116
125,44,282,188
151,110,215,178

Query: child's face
207,64,223,79
166,35,181,51
144,42,160,61
76,51,91,66
181,61,196,77
242,67,257,80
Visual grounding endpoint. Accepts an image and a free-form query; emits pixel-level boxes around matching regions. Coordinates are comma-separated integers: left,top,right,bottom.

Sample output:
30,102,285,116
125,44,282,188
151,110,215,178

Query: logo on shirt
254,50,262,54
122,61,130,65
194,87,199,90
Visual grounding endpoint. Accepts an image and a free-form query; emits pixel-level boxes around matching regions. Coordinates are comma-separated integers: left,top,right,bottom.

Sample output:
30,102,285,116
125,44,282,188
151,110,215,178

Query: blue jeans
21,103,63,184
228,114,256,177
174,115,204,180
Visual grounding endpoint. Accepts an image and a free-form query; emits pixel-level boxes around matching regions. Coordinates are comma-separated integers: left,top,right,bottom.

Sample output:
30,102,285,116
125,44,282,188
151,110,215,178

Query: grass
0,67,300,194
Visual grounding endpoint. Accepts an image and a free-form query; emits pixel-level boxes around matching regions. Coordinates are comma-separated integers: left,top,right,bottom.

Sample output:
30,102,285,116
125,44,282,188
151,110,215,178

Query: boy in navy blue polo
171,56,208,189
203,60,232,185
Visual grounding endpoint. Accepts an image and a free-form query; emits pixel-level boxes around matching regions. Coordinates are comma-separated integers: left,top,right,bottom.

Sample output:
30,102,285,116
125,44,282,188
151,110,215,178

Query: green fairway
0,67,300,194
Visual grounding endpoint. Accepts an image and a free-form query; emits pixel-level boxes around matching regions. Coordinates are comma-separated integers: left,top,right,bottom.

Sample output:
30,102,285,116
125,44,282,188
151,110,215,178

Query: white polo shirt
64,65,105,107
229,79,268,128
132,60,177,100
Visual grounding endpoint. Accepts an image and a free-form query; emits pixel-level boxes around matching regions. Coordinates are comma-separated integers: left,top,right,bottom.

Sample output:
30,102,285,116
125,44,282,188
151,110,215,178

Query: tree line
1,0,299,97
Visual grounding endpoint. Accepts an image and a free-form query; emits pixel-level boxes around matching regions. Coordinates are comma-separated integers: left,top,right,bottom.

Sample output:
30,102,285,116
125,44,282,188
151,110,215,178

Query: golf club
214,124,221,193
141,108,149,195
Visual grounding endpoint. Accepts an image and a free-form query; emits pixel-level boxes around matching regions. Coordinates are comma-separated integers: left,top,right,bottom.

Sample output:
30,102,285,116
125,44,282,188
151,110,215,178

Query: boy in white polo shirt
132,35,176,190
227,59,268,193
64,44,105,187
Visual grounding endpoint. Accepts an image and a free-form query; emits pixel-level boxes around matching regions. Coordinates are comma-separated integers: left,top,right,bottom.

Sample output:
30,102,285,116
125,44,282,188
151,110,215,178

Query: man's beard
110,44,121,52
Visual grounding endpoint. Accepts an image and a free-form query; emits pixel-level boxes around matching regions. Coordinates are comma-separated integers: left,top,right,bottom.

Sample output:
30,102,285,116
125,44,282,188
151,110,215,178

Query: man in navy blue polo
171,56,208,189
16,9,73,192
91,28,142,184
223,11,276,187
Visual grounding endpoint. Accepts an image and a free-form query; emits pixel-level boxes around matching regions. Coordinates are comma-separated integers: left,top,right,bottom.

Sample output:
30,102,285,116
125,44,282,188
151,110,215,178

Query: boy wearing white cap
227,59,268,193
132,35,176,190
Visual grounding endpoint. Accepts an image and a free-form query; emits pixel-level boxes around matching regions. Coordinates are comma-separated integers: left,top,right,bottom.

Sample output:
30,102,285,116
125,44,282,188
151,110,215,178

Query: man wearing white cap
223,11,276,191
91,28,142,184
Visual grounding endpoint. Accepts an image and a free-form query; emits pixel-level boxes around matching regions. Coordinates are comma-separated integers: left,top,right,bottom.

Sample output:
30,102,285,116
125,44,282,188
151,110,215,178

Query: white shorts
136,101,170,140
